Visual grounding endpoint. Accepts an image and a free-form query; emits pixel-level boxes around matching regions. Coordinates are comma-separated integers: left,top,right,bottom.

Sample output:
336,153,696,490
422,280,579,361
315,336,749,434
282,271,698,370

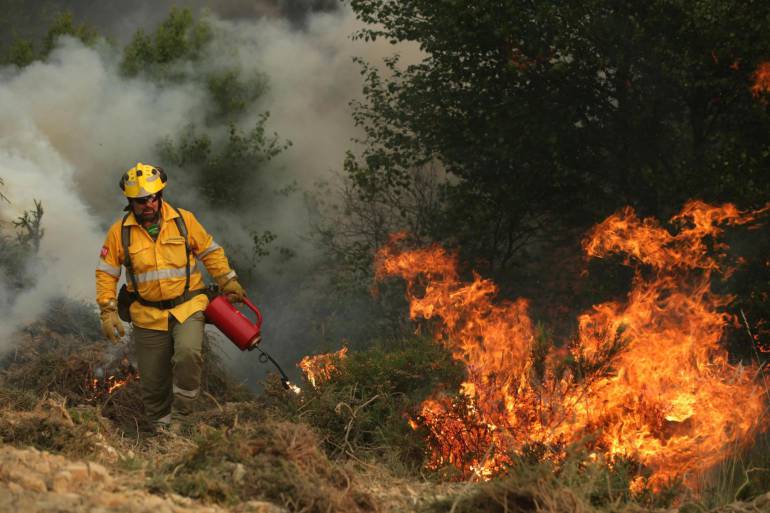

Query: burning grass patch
0,317,253,434
0,324,141,406
419,454,686,513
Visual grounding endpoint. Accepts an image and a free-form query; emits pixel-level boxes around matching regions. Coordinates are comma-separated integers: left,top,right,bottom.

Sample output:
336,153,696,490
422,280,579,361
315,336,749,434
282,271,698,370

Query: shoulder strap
172,206,189,241
121,213,141,296
171,206,191,294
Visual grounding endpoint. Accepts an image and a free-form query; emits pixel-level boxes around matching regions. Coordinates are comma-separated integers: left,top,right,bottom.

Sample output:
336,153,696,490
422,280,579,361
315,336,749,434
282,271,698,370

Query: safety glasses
133,194,159,205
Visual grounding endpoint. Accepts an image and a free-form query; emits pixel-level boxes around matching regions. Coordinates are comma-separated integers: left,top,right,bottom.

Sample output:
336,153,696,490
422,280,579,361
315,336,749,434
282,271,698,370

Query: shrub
266,336,465,473
150,418,376,512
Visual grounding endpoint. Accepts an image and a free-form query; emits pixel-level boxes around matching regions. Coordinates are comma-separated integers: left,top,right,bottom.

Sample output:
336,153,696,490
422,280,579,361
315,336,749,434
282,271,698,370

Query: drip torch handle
243,298,263,329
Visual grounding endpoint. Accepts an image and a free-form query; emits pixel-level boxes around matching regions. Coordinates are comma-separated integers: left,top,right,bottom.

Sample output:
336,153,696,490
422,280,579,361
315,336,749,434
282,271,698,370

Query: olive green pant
132,311,205,423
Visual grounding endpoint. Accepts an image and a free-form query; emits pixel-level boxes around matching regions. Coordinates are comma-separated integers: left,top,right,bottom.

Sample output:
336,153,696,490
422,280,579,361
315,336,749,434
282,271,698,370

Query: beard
140,209,160,223
132,198,162,224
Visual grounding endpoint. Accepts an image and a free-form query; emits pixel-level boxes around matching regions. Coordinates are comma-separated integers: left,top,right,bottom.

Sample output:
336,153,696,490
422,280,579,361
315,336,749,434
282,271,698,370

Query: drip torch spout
254,344,295,391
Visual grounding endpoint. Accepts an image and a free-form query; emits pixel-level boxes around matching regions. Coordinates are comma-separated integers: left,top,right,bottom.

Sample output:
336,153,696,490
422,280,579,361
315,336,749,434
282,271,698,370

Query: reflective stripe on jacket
95,201,234,331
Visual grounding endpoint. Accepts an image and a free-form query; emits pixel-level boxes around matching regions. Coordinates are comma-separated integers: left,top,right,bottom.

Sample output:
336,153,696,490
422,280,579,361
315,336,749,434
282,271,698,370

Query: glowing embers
751,61,770,97
298,347,348,388
375,202,768,488
85,356,139,402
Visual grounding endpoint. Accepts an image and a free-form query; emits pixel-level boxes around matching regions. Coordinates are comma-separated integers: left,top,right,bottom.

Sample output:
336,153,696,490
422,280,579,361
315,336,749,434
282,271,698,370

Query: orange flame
106,376,130,394
85,358,139,401
751,61,770,97
298,347,348,388
375,202,768,488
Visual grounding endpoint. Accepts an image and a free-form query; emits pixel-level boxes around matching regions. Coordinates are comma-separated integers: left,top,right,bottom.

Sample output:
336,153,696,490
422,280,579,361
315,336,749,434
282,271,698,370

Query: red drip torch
204,294,295,391
205,295,263,350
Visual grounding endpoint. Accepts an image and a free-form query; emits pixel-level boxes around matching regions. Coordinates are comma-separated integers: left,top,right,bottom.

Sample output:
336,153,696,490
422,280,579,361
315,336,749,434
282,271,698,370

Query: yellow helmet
119,163,167,198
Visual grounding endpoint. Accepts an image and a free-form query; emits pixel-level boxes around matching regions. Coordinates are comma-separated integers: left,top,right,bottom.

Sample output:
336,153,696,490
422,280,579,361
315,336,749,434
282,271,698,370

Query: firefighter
95,163,246,430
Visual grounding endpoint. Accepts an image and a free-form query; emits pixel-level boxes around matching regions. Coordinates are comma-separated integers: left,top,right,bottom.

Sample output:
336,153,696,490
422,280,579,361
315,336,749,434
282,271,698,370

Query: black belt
132,289,207,310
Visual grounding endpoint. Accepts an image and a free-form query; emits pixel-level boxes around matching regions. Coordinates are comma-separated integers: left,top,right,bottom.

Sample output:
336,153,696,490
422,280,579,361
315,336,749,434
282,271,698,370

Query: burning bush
298,347,349,388
420,453,682,513
0,305,252,432
375,202,770,490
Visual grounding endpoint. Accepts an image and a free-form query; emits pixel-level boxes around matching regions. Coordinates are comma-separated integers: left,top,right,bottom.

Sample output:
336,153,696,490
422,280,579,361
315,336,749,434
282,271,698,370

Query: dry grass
0,393,108,458
0,319,380,512
417,461,675,513
148,416,378,512
0,322,253,431
3,316,770,513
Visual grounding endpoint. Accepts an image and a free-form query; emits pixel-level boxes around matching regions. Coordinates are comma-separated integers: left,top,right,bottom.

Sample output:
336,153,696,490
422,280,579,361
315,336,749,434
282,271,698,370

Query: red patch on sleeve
100,246,109,258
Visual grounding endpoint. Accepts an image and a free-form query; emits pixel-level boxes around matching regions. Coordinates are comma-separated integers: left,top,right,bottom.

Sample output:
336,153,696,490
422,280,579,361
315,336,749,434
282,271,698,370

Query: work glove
99,300,125,344
215,272,247,303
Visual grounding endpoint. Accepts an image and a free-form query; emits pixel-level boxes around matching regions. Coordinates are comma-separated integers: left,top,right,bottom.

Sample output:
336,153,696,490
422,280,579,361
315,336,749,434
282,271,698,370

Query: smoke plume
0,5,420,381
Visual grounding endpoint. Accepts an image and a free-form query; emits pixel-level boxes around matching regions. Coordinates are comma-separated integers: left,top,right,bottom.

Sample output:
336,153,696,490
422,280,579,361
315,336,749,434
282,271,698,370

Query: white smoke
0,6,421,364
205,10,418,239
0,37,208,351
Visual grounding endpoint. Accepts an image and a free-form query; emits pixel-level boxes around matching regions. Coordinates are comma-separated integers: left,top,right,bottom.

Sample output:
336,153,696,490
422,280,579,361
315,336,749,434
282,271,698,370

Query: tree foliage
0,195,44,292
0,11,98,67
120,7,211,77
157,117,290,208
343,0,770,278
206,69,268,122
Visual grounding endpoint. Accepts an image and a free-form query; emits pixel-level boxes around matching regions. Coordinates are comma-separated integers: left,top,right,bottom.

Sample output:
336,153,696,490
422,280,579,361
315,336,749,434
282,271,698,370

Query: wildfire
298,347,348,388
751,61,770,97
375,202,768,489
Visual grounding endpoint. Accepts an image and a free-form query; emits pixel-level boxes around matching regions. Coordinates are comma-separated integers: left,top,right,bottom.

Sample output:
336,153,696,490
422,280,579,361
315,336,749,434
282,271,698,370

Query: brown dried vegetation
2,309,770,513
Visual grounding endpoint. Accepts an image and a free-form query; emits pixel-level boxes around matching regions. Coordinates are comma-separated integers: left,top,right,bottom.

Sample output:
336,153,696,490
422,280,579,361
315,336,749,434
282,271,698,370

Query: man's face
131,193,160,223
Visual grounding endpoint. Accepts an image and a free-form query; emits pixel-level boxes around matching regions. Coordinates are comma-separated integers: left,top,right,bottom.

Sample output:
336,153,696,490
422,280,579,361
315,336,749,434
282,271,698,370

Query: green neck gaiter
147,223,160,239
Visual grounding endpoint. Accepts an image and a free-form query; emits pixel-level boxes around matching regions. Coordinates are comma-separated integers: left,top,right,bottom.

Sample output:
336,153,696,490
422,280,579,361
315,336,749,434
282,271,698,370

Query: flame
298,347,348,388
752,61,770,97
375,202,768,489
86,374,136,400
106,376,130,394
85,358,139,401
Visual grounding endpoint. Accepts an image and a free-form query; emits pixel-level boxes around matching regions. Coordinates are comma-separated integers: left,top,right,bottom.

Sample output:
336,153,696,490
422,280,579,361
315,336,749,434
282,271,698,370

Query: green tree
157,115,290,208
4,39,36,67
120,7,211,77
0,11,99,67
41,11,97,55
206,69,268,121
344,0,770,279
0,197,44,292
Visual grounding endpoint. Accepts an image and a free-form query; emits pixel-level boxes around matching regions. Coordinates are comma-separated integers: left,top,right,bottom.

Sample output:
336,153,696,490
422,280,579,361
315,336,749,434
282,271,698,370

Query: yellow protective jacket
95,201,236,331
